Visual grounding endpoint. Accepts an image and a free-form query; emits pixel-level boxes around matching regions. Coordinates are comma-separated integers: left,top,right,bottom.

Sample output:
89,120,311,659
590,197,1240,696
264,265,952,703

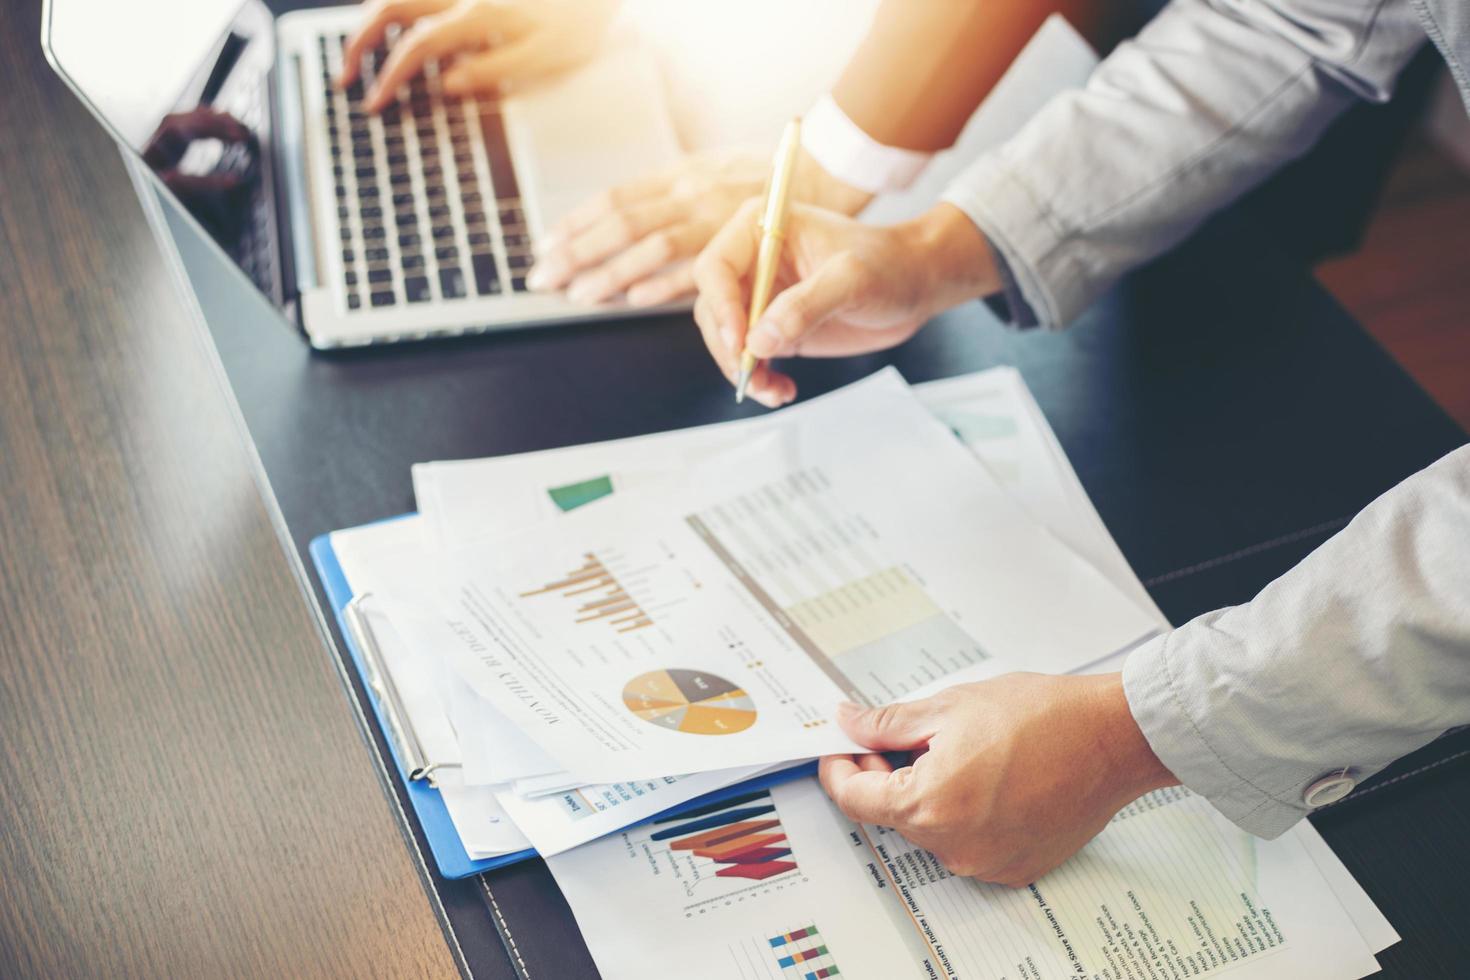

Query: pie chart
623,669,758,735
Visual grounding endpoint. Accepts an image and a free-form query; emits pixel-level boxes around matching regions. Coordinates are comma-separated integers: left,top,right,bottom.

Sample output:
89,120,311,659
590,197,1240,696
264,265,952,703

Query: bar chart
519,550,656,635
648,790,797,883
769,924,840,979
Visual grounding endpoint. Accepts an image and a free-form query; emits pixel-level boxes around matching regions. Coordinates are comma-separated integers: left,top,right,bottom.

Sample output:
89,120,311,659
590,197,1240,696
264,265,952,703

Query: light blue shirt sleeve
1123,445,1470,838
942,0,1427,328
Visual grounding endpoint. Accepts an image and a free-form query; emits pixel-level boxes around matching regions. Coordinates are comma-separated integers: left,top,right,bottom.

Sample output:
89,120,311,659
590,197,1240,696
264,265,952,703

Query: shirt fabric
934,0,1470,836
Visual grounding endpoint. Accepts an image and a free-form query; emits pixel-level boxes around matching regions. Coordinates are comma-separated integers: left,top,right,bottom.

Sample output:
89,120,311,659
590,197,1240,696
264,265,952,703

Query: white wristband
801,93,933,195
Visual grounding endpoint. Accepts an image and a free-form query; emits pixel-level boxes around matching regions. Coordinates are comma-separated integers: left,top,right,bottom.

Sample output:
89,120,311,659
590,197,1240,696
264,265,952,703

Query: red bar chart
648,790,797,882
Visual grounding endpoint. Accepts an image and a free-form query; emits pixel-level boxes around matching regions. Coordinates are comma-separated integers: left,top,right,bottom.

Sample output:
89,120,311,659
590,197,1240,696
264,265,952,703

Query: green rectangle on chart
547,474,615,512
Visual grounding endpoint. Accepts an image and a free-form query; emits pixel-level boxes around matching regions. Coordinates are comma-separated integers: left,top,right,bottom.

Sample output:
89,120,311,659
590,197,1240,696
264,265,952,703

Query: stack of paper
325,366,1397,975
331,368,1163,855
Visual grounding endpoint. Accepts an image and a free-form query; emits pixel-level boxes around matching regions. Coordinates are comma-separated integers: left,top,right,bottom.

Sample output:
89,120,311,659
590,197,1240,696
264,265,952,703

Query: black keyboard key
367,268,392,284
361,206,382,220
360,185,380,200
405,276,431,303
507,253,532,271
402,253,426,270
460,190,482,207
467,231,492,247
391,191,415,207
435,244,460,261
339,226,353,243
370,289,396,307
344,270,358,286
341,248,355,264
362,226,386,240
365,246,389,261
387,153,407,168
427,204,451,220
390,172,412,188
347,293,361,310
432,225,455,241
398,233,421,248
439,267,467,299
511,275,528,293
355,165,376,181
471,253,500,295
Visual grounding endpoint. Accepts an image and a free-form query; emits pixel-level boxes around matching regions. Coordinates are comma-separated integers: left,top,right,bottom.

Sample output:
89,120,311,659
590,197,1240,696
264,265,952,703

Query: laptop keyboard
317,30,532,313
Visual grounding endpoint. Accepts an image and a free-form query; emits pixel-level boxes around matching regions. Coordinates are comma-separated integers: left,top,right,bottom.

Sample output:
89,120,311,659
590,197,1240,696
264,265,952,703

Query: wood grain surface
0,1,459,976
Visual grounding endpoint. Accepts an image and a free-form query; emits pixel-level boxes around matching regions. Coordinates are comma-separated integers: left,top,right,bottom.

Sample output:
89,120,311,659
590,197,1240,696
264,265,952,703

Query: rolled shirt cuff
1122,630,1313,840
801,94,933,195
941,155,1093,330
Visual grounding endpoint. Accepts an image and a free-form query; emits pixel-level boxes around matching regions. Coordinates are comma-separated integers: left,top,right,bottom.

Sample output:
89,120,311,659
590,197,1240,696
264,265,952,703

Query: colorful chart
649,790,796,881
623,669,757,736
769,924,840,978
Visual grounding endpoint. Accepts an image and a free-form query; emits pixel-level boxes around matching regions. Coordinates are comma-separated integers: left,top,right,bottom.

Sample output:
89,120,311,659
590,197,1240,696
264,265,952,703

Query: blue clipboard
310,518,815,879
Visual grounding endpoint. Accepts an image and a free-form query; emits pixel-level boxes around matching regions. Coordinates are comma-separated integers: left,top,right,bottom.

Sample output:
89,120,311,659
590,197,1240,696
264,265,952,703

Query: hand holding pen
692,126,996,409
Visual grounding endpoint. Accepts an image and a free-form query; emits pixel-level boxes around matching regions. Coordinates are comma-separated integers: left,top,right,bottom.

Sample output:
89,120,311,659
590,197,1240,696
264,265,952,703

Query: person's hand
818,673,1178,887
339,0,618,112
692,201,997,408
526,151,872,309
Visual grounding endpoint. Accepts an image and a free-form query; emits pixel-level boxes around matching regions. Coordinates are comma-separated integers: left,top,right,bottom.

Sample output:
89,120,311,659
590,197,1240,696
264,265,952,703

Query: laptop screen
44,0,289,304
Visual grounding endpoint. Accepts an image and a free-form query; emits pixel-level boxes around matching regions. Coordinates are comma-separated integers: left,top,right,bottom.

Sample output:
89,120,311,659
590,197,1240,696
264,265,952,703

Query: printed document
546,778,1388,979
385,370,1158,783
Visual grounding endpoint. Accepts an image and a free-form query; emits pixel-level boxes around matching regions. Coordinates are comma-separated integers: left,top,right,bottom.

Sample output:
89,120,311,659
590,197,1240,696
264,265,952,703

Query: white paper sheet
390,371,1158,784
414,367,1165,627
546,778,1384,980
330,519,534,860
332,515,807,857
496,764,788,857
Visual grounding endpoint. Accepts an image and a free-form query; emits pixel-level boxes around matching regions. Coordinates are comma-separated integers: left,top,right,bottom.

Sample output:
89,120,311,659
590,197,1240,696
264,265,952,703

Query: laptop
41,0,683,348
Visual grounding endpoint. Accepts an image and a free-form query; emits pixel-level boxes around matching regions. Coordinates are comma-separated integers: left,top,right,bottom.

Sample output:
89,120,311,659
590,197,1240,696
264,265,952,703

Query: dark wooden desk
0,2,456,976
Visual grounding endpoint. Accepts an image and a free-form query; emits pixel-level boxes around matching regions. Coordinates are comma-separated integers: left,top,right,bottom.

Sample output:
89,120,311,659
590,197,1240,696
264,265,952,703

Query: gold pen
735,117,802,404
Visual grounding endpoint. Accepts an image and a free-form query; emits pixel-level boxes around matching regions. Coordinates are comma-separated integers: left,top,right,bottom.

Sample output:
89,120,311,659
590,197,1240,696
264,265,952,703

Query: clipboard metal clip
344,593,462,789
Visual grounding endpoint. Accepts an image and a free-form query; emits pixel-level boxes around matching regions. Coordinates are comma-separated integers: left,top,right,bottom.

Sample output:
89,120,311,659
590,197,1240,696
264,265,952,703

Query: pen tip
734,373,750,404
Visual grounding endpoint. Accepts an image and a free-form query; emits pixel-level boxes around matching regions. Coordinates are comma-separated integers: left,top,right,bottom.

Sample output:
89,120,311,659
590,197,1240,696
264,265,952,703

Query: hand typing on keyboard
338,0,617,113
526,150,871,309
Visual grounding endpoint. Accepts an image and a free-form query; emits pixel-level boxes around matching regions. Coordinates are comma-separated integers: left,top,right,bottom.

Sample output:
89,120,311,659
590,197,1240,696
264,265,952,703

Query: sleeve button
1303,771,1357,807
